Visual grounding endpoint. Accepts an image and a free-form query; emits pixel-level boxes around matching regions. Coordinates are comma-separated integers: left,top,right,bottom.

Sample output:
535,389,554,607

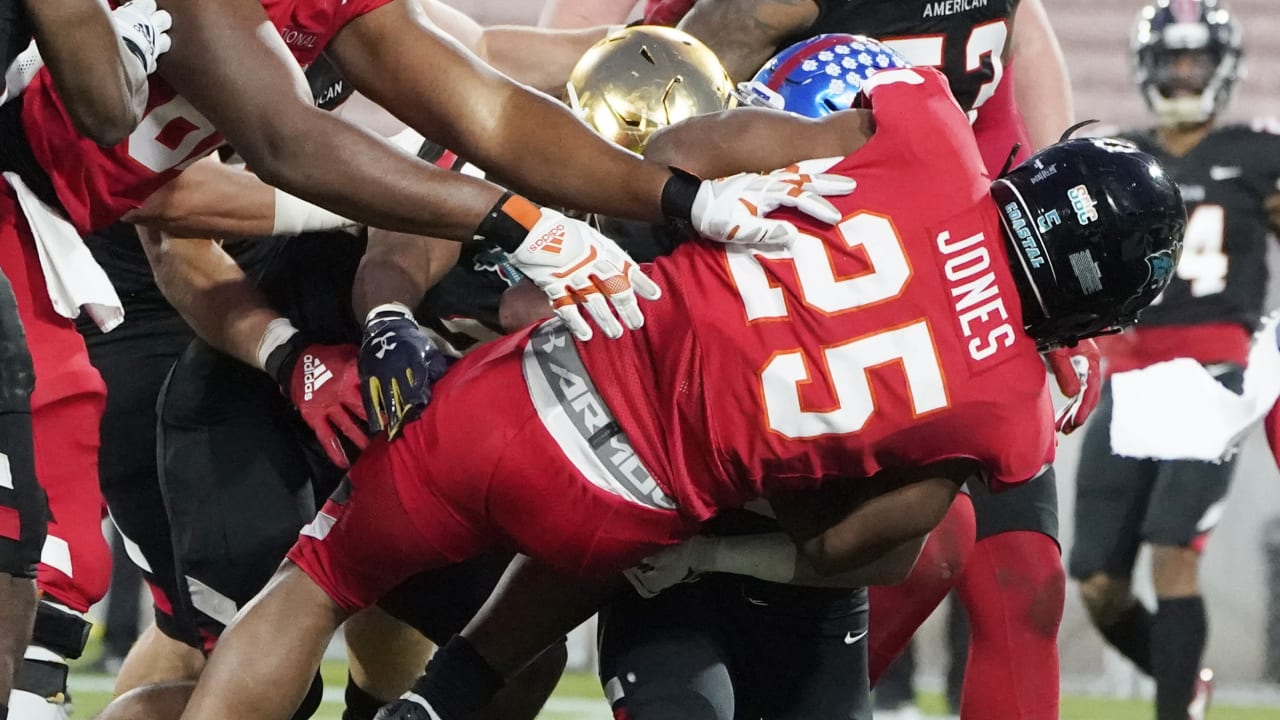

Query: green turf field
70,660,1280,719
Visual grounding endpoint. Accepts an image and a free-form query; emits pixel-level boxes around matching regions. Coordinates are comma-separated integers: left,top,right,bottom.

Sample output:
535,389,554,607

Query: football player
1068,3,1280,720
0,2,841,714
176,57,1184,720
513,2,1093,713
0,2,170,717
620,4,1095,715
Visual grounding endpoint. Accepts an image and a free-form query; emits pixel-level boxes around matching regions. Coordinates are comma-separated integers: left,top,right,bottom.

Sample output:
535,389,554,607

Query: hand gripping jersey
576,68,1053,522
1099,122,1280,373
12,0,392,234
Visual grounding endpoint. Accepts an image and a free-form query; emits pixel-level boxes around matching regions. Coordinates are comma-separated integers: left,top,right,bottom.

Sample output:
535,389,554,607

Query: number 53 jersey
576,68,1054,523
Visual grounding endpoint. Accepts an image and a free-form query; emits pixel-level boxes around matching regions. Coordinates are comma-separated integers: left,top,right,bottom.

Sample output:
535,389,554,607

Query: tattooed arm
676,0,818,81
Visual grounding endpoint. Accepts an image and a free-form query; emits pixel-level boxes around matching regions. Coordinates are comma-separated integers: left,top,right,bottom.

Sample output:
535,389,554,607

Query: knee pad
30,601,90,660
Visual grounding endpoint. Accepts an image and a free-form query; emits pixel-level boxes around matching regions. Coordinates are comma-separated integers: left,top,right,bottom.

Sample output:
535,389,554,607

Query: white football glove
687,162,856,246
509,208,661,341
113,0,172,76
623,536,714,599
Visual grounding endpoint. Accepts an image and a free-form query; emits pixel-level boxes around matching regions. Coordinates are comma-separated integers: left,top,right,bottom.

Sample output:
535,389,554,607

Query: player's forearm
476,25,614,96
351,228,459,319
479,84,670,220
677,0,817,82
538,0,638,28
327,6,669,223
129,155,360,238
159,0,508,241
236,109,509,241
783,474,963,578
140,230,280,369
644,107,869,178
127,156,277,237
26,0,144,145
697,532,925,588
1012,0,1074,150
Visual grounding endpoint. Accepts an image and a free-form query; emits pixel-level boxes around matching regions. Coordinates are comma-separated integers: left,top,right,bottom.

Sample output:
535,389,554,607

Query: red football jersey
577,67,1054,522
18,0,391,234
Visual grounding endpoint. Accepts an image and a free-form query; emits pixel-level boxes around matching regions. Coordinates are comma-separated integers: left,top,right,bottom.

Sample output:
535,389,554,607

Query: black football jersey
797,0,1018,114
0,0,31,96
1120,123,1280,331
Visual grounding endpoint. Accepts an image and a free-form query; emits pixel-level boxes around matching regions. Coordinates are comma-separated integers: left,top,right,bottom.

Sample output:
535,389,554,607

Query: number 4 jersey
1096,123,1280,374
5,0,393,234
575,67,1054,523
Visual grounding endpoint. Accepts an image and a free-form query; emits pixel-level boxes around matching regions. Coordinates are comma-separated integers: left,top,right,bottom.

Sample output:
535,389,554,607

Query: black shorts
82,303,192,635
157,339,519,650
968,464,1059,544
597,575,871,720
1067,368,1243,580
156,339,335,649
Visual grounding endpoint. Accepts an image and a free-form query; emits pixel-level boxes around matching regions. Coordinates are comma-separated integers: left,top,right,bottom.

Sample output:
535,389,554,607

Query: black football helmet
1132,0,1243,126
991,138,1186,351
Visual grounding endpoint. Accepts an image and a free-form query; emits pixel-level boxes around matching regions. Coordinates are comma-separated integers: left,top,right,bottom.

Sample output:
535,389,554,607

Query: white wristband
255,317,300,371
272,187,359,236
364,302,414,325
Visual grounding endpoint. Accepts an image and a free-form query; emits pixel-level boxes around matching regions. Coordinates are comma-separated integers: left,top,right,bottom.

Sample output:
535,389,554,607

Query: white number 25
728,212,949,440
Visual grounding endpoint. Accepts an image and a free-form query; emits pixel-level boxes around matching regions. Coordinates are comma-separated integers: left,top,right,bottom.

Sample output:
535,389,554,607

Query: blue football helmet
738,34,909,118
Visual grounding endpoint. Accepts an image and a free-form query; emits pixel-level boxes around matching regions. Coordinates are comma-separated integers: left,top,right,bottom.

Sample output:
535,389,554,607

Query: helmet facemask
1133,0,1243,128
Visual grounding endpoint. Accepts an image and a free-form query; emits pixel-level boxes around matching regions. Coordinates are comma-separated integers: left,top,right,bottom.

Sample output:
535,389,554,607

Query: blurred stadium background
75,1,1280,717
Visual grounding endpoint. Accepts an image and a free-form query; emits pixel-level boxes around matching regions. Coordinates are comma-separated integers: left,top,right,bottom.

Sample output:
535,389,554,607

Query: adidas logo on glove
303,353,334,401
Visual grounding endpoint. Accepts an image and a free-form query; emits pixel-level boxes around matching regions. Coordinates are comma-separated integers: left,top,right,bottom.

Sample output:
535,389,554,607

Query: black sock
409,635,505,720
1099,600,1154,675
1,701,8,720
343,673,388,720
1151,596,1207,720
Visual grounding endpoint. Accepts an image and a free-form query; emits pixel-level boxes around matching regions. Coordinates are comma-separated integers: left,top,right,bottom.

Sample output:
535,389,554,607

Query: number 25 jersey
576,67,1053,522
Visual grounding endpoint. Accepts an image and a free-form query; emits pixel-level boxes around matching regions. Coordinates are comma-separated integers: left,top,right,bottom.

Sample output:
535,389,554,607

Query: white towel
3,172,123,332
1109,313,1280,462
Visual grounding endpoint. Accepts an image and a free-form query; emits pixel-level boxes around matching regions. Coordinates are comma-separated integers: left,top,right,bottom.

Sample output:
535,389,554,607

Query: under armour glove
112,0,173,75
359,303,451,439
265,335,368,469
1045,338,1101,435
474,193,661,342
660,161,856,246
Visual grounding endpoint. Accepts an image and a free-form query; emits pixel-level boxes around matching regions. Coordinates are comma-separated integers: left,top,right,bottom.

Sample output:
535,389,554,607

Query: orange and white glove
1045,338,1101,435
475,193,660,342
661,162,856,246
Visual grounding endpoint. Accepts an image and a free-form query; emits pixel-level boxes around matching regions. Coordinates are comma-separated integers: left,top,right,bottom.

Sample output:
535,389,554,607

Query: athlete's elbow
67,99,140,147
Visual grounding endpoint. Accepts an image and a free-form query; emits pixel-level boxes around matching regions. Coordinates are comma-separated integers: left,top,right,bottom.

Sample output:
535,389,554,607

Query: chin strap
1059,119,1100,142
996,142,1022,178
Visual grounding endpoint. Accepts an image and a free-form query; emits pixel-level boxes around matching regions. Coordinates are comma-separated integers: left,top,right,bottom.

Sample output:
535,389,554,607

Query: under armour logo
371,331,398,359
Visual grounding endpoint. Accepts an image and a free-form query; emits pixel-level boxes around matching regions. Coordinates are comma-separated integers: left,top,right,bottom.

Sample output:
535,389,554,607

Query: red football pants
0,187,109,613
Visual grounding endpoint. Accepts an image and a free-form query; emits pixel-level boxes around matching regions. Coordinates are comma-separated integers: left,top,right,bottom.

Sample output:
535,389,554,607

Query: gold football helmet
567,26,735,153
